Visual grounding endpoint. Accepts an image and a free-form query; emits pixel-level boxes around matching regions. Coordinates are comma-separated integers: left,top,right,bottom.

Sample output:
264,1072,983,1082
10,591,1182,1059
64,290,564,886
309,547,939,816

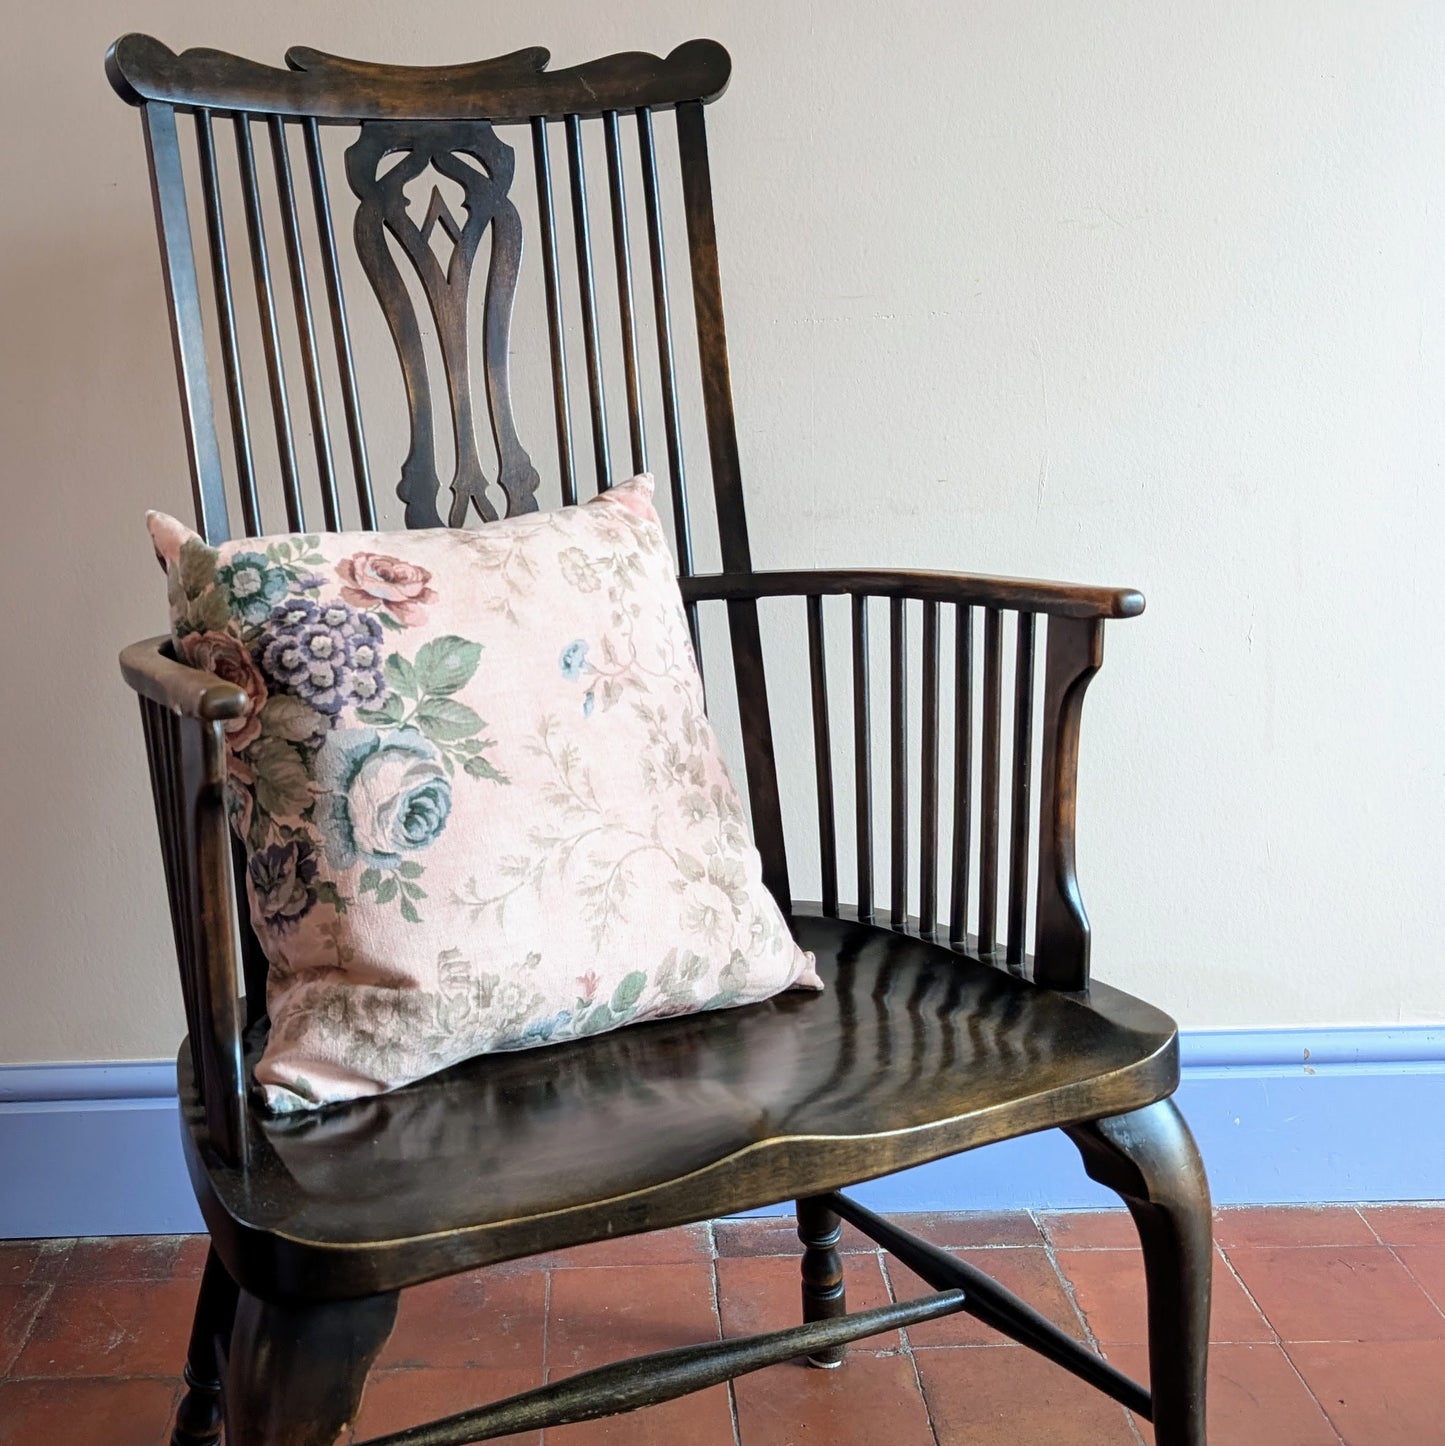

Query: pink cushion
148,475,820,1112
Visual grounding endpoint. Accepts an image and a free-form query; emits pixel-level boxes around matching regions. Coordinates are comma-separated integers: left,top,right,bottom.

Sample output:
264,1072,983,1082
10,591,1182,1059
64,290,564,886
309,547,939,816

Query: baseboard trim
2,1027,1442,1237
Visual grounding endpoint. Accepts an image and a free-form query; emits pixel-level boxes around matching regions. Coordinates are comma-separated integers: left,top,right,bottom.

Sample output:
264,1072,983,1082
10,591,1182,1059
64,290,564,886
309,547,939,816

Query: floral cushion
147,475,821,1112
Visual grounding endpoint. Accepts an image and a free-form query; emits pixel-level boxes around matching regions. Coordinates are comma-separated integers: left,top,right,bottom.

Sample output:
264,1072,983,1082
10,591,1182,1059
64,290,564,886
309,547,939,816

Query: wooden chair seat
188,909,1177,1302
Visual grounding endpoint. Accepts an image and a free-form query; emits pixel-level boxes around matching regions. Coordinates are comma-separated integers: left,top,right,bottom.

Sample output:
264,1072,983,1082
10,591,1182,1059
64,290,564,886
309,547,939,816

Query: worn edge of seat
105,33,731,121
178,970,1179,1303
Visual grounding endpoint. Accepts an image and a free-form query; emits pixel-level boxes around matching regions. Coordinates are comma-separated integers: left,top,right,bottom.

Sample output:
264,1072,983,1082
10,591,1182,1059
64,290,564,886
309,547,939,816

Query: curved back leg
1065,1099,1212,1446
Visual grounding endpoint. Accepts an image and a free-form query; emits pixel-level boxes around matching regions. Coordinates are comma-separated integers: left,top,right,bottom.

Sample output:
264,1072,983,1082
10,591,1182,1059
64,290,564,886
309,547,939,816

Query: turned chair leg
796,1195,847,1369
1066,1098,1212,1446
224,1287,399,1446
171,1245,239,1446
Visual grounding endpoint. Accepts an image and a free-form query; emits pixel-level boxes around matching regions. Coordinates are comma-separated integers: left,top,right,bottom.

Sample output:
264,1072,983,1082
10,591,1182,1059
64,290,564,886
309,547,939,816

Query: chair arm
119,635,250,721
678,569,1144,621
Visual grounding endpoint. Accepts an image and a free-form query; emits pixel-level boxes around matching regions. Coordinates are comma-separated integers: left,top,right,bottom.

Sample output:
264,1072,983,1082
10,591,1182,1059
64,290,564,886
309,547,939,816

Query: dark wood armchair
108,34,1211,1446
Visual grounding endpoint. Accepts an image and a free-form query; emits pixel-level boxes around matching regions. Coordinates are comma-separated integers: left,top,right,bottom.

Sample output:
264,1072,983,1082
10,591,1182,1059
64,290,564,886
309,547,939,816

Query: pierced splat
345,120,540,528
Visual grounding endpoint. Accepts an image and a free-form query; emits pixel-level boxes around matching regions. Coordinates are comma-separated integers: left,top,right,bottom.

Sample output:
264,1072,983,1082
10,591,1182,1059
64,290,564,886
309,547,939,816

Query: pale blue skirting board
2,1028,1442,1237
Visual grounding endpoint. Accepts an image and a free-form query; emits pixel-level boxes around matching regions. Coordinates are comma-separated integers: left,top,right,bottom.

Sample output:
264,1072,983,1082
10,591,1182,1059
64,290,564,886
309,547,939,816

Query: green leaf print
413,635,481,696
248,737,312,819
610,971,647,1014
415,697,484,742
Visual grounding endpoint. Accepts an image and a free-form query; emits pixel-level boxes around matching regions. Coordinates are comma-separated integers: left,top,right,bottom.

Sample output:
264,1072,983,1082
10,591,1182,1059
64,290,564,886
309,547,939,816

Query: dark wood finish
111,34,1203,1446
807,595,839,916
170,1245,238,1446
178,911,1177,1298
796,1195,848,1368
851,595,874,923
302,116,374,528
950,603,974,947
108,35,733,122
1006,611,1037,966
346,117,539,527
356,1291,968,1445
530,118,577,507
1067,1100,1213,1445
889,597,909,930
829,1191,1152,1417
269,115,342,530
1033,617,1105,990
565,114,612,491
604,109,647,474
225,1288,397,1445
234,112,305,532
919,599,940,939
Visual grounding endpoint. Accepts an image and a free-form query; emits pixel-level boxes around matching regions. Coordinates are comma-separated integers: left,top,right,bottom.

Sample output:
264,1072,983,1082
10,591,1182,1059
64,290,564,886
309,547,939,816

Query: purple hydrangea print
257,595,387,716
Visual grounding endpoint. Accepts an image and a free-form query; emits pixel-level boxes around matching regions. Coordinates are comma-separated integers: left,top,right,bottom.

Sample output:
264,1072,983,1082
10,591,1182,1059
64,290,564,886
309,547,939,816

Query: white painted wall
2,0,1442,1062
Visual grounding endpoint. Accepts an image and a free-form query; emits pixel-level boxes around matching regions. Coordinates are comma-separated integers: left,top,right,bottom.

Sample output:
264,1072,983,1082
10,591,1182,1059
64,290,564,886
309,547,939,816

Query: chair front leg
225,1287,399,1446
171,1246,239,1446
1065,1098,1211,1446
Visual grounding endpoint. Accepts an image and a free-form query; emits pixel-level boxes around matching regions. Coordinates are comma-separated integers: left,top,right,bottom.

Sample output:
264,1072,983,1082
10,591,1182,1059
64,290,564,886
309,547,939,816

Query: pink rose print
181,631,268,753
336,552,438,627
577,969,601,1003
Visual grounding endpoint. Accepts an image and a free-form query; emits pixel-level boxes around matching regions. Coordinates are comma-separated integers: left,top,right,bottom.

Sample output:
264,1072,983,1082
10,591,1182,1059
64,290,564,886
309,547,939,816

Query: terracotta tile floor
1,1205,1443,1444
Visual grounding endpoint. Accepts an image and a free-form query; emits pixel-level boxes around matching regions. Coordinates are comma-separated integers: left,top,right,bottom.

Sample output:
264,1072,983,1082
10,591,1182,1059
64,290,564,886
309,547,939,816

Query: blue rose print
314,727,453,871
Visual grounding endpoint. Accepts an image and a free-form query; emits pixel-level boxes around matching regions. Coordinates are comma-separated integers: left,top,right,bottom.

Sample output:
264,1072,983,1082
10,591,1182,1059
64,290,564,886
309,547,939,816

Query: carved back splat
346,121,538,527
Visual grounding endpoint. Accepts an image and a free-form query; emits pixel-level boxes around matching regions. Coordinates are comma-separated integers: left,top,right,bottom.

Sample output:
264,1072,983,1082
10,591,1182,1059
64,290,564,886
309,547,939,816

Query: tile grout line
1037,1221,1146,1445
877,1252,943,1446
1213,1240,1348,1446
706,1222,742,1446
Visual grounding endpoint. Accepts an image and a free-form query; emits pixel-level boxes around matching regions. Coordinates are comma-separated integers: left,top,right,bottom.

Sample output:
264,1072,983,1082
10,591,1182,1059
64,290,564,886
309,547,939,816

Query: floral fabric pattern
147,475,820,1113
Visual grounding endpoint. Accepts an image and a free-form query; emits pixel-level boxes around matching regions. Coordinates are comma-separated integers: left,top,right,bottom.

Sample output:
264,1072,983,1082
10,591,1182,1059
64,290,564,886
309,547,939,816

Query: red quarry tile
1056,1247,1270,1344
547,1262,720,1374
171,1236,211,1278
533,1225,712,1270
916,1344,1137,1444
1107,1342,1337,1445
1039,1211,1140,1250
350,1367,541,1444
1361,1205,1445,1247
892,1211,1045,1248
716,1252,894,1345
60,1236,195,1284
1214,1206,1376,1251
0,1285,51,1375
733,1349,934,1445
0,1241,70,1287
11,1279,194,1378
0,1376,179,1446
712,1216,875,1258
1225,1245,1445,1343
886,1245,1085,1349
377,1268,546,1372
1288,1340,1445,1445
1395,1245,1445,1314
548,1386,736,1445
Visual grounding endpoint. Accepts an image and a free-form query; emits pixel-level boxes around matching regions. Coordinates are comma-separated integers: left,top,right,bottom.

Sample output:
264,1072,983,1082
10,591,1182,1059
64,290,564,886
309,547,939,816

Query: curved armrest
679,568,1144,621
119,635,249,721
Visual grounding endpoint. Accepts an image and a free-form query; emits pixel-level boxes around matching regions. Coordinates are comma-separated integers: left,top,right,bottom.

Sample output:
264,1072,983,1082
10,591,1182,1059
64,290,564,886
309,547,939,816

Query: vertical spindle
302,118,373,528
565,115,611,491
919,600,940,939
949,605,974,948
234,113,303,531
808,596,839,916
268,115,339,529
889,597,909,930
1006,614,1037,966
603,111,646,474
853,595,874,924
531,118,577,508
194,110,259,534
977,608,1004,955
